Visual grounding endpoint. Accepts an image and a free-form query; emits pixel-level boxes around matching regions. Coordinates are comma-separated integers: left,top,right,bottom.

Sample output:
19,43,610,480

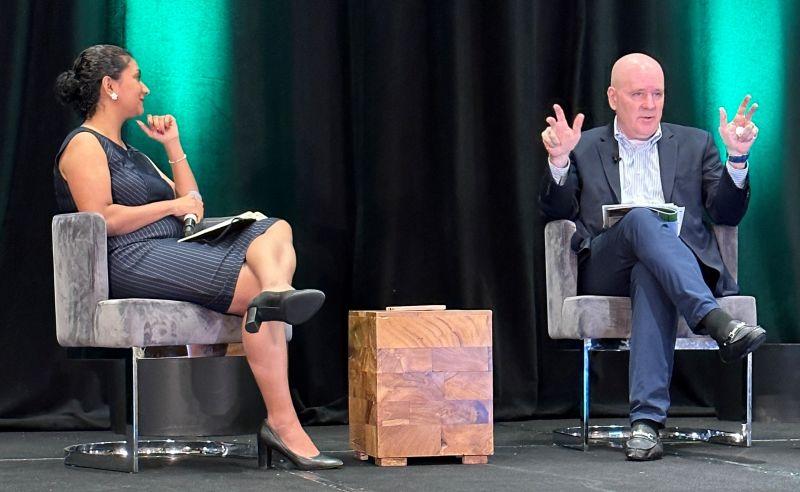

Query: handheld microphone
183,213,198,237
183,190,202,237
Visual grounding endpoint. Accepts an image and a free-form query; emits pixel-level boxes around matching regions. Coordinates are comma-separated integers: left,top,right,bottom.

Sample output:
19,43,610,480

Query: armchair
544,219,757,450
52,212,291,472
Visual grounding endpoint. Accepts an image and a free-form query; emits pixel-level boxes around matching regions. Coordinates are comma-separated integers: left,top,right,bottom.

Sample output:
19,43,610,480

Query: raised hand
541,104,585,167
718,95,759,158
136,114,180,144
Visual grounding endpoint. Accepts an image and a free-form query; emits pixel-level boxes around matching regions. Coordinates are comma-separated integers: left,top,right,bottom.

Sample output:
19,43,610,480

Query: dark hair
55,44,132,118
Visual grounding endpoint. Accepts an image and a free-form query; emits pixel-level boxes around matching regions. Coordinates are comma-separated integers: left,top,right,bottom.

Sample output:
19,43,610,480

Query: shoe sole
719,328,766,363
281,290,325,325
245,290,325,333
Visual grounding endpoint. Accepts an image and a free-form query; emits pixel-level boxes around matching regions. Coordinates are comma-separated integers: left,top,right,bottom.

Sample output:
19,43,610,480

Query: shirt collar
613,116,662,149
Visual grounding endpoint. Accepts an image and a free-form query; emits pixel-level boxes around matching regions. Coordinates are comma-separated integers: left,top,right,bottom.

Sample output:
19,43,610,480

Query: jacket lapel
598,125,621,203
658,125,678,202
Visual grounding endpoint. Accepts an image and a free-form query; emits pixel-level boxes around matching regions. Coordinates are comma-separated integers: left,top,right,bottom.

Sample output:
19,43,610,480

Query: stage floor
2,418,800,491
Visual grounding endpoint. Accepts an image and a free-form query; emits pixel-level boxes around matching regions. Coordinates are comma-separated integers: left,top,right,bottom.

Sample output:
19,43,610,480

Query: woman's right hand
170,192,204,222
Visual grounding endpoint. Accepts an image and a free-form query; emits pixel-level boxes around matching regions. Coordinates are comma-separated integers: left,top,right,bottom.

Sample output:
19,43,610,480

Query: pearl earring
110,92,118,101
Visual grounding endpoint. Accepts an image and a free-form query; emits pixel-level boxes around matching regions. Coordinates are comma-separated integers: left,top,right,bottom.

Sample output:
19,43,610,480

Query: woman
54,45,341,471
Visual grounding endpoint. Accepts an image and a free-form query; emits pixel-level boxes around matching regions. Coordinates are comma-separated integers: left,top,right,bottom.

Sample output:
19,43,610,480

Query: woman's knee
265,219,293,243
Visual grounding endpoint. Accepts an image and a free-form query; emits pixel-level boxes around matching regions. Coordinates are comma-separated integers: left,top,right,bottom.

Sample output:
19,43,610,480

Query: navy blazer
539,122,750,296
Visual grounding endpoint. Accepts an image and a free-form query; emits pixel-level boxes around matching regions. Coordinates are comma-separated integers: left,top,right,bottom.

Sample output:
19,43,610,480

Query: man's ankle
631,418,662,431
697,308,733,340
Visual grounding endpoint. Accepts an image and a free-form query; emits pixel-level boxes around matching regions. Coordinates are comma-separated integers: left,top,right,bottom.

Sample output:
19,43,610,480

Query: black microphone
183,190,202,237
612,153,621,164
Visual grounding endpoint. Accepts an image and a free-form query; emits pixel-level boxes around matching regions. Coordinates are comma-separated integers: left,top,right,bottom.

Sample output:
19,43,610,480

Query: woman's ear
101,75,115,97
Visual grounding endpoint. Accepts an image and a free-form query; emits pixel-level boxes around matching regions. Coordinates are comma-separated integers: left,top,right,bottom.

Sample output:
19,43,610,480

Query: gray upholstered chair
52,212,291,472
544,219,757,450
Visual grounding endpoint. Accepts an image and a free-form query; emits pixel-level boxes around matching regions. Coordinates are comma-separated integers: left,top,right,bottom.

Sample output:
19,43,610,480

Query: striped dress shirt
547,117,748,198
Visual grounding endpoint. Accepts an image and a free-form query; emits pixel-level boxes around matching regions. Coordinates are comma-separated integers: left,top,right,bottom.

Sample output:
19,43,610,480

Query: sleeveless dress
54,127,278,313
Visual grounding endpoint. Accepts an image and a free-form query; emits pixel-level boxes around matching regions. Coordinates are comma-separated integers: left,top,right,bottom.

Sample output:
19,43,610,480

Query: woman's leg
228,220,319,458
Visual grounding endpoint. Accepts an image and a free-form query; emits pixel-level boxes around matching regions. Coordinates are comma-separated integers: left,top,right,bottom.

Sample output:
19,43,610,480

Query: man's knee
619,208,660,231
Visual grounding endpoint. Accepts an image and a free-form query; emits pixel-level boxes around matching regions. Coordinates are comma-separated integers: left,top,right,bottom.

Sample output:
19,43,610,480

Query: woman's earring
110,92,119,101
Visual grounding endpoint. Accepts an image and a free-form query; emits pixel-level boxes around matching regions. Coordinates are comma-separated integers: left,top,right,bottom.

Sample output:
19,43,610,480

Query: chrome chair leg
581,340,590,451
554,339,753,450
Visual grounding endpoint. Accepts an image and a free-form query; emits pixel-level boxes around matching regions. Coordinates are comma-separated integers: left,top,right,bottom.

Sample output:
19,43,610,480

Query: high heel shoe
257,420,343,470
245,289,325,333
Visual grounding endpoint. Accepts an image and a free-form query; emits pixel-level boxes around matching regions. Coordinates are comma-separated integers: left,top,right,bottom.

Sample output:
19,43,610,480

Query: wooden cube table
348,309,493,466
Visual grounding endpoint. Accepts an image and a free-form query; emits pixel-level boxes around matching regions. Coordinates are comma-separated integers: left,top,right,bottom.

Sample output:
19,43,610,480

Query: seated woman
54,44,341,471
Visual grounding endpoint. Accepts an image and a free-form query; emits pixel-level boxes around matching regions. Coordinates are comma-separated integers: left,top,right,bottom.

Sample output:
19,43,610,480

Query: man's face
607,65,664,140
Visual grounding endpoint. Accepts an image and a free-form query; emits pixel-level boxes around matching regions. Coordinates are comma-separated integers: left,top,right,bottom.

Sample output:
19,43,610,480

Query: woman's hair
55,44,132,118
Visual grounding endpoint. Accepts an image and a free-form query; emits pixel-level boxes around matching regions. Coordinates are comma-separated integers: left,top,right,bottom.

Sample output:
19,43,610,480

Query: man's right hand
541,104,584,168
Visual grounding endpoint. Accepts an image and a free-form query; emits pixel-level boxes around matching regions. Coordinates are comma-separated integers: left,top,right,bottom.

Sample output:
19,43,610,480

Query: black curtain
2,0,798,429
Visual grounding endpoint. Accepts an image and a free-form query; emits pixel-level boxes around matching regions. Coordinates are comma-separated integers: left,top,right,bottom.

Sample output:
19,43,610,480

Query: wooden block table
348,309,493,466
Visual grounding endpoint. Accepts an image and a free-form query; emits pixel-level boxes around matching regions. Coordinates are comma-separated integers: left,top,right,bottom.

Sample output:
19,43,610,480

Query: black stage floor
2,419,800,491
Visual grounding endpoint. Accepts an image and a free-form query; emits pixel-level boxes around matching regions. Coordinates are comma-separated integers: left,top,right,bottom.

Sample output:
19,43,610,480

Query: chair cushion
552,295,757,340
80,299,244,347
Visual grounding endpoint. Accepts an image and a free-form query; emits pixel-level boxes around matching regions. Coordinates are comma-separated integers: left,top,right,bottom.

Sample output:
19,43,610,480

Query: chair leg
581,339,591,451
125,348,141,472
743,352,753,447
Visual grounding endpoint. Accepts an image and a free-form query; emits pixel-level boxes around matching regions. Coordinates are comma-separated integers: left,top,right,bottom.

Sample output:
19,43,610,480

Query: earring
110,92,118,101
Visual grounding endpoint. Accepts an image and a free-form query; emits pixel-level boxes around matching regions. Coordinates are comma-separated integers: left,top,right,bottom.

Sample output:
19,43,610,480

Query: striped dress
54,127,278,313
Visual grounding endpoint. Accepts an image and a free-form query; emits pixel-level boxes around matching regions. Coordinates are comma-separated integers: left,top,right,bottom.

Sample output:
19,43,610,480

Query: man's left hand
718,95,759,161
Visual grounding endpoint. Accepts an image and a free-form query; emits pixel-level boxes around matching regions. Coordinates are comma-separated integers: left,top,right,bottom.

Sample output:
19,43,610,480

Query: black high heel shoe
245,289,325,333
257,420,343,470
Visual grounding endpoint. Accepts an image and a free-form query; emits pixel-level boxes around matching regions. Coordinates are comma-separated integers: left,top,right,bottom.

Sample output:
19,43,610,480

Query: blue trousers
578,208,719,424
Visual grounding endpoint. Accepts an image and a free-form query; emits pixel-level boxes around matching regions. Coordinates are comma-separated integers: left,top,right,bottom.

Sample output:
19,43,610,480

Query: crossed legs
579,208,719,424
227,220,319,458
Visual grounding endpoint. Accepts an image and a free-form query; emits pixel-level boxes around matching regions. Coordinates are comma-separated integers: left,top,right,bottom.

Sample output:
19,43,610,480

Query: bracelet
727,153,749,164
168,153,188,165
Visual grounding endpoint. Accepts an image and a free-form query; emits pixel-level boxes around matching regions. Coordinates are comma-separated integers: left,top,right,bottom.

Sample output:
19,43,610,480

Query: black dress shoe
257,420,343,470
624,422,663,461
245,289,325,333
717,320,766,363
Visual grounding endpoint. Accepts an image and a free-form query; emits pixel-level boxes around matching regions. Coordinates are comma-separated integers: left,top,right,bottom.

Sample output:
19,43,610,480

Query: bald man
538,53,766,461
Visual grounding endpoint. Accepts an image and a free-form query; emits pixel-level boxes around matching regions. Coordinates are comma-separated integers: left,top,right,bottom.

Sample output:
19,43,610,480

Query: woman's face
109,58,149,117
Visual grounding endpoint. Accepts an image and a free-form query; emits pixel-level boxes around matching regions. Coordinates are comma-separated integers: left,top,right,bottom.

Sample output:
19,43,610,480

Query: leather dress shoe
717,320,766,363
257,420,343,470
245,289,325,333
624,422,663,461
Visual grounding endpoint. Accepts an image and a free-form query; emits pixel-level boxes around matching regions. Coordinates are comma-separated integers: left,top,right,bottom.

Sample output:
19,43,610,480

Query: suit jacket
539,122,750,296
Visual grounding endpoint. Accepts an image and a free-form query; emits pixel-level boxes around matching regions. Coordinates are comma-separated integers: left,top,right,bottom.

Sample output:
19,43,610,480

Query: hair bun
55,69,81,105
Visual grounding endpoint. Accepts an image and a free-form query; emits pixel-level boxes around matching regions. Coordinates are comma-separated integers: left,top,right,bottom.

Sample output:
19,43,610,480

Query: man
538,53,766,461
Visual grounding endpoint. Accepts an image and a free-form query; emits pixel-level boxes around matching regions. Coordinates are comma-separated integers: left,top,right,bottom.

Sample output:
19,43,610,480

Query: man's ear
607,86,617,111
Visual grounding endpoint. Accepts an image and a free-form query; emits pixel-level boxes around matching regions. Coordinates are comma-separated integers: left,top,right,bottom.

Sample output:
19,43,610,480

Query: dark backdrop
2,0,799,429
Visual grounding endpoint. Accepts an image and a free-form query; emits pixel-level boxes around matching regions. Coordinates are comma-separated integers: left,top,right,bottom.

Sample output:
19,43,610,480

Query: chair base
64,439,256,472
553,424,749,450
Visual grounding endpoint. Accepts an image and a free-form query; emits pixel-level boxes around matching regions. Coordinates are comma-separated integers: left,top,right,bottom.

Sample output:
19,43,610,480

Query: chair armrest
544,220,578,337
52,212,109,347
712,224,738,283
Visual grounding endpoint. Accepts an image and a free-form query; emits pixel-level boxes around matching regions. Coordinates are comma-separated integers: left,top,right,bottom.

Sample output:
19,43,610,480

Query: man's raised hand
541,104,584,168
719,95,759,159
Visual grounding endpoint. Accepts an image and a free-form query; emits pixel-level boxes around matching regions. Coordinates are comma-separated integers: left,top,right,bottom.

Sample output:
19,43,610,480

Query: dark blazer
539,122,750,296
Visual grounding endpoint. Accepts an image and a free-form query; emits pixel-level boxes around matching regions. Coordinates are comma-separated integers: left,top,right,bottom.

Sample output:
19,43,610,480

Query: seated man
538,53,766,461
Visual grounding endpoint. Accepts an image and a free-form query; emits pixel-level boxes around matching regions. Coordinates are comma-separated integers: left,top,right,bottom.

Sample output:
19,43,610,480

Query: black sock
698,308,733,340
632,418,662,431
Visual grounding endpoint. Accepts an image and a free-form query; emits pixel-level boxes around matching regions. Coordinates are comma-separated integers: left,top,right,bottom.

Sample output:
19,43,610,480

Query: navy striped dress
54,127,278,313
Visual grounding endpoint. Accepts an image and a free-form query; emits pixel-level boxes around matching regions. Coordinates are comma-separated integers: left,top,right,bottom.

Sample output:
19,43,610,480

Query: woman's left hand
136,114,180,144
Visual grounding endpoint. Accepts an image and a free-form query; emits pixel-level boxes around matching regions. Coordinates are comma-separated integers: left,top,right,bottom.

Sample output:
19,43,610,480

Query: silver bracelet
168,153,188,165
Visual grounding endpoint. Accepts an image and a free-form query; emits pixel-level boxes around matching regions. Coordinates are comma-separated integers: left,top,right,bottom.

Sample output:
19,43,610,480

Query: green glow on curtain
123,0,232,208
691,0,794,340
